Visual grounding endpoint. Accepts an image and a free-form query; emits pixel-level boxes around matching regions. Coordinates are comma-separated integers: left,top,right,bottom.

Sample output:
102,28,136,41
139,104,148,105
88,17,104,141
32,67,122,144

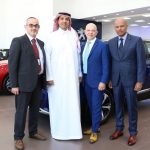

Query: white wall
102,23,150,41
1,0,150,48
0,0,53,48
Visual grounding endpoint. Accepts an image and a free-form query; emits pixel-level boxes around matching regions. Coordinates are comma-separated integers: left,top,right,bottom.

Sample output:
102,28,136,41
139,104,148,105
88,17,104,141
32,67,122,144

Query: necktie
119,38,124,50
83,41,91,74
31,39,41,73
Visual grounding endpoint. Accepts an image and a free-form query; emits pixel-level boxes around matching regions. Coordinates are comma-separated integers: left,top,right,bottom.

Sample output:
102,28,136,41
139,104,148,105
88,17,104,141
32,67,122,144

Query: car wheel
2,75,11,94
101,89,114,124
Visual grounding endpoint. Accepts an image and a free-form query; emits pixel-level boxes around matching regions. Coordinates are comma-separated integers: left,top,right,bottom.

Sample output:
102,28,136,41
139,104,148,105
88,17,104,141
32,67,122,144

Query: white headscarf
53,12,72,31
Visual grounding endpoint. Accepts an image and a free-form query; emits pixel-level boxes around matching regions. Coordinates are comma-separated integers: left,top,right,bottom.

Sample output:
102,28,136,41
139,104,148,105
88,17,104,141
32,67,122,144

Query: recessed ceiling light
135,20,145,22
124,17,131,20
116,13,119,16
130,24,139,26
148,23,150,24
130,10,134,13
141,26,150,28
101,19,111,22
142,14,150,17
103,16,107,18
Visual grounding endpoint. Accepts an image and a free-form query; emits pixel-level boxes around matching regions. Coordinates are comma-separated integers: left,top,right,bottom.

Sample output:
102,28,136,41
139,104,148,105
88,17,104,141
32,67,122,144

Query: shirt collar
26,33,37,42
118,33,128,41
87,37,96,45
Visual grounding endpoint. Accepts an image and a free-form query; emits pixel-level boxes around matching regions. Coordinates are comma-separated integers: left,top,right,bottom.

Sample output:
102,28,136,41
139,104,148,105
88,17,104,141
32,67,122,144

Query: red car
0,60,9,93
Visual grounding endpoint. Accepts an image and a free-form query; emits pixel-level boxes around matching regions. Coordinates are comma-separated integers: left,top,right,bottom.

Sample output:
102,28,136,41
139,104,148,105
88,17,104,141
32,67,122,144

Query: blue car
40,40,150,124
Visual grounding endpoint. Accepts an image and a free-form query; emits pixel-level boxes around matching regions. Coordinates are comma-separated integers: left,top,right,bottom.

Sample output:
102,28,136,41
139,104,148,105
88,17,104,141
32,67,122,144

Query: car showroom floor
0,95,150,150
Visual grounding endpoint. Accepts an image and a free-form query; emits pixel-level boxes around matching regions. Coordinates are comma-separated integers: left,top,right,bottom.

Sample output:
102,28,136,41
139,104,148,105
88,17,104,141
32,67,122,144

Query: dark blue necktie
119,38,124,50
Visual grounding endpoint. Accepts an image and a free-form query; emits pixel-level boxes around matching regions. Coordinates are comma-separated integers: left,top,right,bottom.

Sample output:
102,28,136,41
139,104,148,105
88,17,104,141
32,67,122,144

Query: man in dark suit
108,18,146,146
81,23,110,143
8,17,47,150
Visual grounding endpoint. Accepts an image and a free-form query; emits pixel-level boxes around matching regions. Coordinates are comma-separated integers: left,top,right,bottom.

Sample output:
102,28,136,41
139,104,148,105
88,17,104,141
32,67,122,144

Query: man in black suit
8,17,47,150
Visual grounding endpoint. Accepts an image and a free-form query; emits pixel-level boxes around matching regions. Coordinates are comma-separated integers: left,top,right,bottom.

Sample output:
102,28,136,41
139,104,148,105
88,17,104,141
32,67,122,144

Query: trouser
14,79,42,140
83,75,103,133
113,81,138,135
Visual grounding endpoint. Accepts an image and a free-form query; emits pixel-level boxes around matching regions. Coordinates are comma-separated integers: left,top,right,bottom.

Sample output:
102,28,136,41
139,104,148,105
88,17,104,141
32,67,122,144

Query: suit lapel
122,34,131,52
37,39,46,64
113,37,121,59
23,35,36,57
23,34,32,47
37,39,43,49
25,34,37,59
88,39,98,59
81,42,86,57
120,34,131,59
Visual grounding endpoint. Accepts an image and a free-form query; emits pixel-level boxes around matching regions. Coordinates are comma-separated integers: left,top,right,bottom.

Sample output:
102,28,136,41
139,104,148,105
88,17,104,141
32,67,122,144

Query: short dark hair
27,17,37,20
26,17,39,25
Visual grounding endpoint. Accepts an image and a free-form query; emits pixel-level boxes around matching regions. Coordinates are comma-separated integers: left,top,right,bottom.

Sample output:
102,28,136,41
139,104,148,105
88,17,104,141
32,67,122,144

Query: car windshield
144,41,150,64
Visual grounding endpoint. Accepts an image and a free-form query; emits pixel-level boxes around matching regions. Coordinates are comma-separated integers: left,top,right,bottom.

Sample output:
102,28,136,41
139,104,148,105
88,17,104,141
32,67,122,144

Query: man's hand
108,81,112,89
47,80,54,85
134,82,143,91
11,87,19,95
98,82,106,91
79,77,82,83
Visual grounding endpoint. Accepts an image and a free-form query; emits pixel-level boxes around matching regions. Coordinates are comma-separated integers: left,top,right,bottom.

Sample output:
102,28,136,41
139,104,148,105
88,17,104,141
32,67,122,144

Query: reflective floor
0,95,150,150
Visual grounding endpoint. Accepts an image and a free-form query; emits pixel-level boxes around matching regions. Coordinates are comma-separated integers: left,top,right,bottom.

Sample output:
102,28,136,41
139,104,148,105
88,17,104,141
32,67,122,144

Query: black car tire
81,88,114,127
101,89,114,124
2,75,11,94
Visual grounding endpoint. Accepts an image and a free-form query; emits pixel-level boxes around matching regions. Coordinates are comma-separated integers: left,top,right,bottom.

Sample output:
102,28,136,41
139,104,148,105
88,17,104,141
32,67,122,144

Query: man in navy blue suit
108,18,146,146
81,23,110,143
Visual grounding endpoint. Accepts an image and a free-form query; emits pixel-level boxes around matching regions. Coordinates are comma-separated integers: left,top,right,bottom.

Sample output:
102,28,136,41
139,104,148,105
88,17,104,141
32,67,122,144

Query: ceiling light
123,17,131,20
130,24,139,27
148,23,150,24
103,16,107,18
141,26,150,28
135,20,145,22
101,19,111,22
116,13,119,16
130,10,134,13
142,14,150,17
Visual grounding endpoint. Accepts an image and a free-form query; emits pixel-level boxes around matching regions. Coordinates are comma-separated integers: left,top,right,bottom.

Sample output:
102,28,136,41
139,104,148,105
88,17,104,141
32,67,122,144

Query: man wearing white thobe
45,12,82,140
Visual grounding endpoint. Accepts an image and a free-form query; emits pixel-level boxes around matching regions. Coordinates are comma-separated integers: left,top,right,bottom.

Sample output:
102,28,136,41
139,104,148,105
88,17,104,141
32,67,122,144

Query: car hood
0,60,8,66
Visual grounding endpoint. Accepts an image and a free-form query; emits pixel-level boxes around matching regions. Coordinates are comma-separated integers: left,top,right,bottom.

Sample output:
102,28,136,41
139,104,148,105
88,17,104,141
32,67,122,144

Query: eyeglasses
26,24,40,29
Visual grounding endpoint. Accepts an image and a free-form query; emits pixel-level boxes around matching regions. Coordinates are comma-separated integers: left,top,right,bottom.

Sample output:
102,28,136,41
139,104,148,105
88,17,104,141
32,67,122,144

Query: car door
137,41,150,100
144,41,150,89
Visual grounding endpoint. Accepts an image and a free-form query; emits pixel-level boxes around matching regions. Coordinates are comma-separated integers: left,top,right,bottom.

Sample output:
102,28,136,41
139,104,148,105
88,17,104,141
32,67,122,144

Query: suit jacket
81,38,110,88
108,34,146,87
8,34,46,92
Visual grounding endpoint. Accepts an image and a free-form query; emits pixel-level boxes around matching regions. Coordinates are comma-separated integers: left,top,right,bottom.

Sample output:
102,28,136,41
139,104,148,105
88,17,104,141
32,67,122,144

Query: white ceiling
84,6,150,28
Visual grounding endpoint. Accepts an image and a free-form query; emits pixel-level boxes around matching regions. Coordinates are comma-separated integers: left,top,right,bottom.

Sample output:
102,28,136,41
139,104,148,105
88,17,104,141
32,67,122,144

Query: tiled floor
0,94,150,150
